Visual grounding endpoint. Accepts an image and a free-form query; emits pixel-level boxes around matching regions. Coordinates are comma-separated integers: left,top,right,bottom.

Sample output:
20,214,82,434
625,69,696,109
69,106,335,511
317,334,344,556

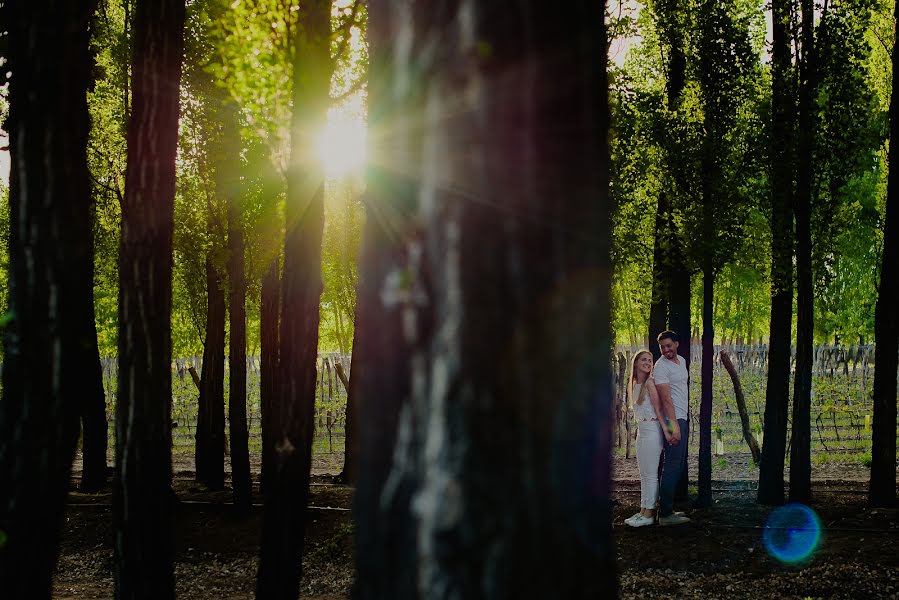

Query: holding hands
665,419,681,445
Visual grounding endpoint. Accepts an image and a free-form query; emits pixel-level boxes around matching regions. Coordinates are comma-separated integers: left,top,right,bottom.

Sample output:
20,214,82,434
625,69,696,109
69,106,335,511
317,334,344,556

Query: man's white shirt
653,354,689,420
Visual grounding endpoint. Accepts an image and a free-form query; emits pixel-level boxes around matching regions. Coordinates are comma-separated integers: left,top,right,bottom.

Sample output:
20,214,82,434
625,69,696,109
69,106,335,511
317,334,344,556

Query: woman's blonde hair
629,349,653,406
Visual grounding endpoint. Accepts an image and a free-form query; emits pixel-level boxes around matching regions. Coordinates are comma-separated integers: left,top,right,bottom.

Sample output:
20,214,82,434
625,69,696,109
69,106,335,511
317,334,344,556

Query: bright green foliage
0,0,891,354
610,0,888,346
812,0,889,344
319,178,363,353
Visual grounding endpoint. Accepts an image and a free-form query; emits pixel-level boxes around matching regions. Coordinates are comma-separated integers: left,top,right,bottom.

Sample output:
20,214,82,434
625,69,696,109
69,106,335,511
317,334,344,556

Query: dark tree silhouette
648,0,692,500
256,0,331,595
0,1,98,595
113,0,186,597
78,274,110,494
196,254,226,490
222,99,252,515
790,0,817,505
352,1,616,597
260,256,281,494
868,0,899,509
758,0,795,506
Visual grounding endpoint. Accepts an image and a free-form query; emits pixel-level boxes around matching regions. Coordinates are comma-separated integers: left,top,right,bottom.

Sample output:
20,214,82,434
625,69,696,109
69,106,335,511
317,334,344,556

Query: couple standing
624,331,691,527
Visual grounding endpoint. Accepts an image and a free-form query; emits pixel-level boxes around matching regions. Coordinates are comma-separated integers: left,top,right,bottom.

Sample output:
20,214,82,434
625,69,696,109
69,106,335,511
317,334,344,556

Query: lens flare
762,503,822,564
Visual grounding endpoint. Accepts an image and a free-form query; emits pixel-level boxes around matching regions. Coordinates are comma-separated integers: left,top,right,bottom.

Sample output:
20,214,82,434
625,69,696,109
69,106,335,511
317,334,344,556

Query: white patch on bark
276,436,295,456
414,213,464,596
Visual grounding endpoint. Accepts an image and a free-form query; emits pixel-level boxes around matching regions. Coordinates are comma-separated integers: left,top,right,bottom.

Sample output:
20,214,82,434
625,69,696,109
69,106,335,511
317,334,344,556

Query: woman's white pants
636,420,664,509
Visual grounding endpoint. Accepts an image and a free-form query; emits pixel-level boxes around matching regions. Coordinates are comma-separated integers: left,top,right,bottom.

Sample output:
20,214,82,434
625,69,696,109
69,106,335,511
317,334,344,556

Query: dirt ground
54,453,899,599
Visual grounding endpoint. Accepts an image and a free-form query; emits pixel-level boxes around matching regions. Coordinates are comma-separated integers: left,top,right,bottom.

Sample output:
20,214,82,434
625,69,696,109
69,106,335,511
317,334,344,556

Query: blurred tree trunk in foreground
0,1,98,596
868,0,899,509
352,1,617,597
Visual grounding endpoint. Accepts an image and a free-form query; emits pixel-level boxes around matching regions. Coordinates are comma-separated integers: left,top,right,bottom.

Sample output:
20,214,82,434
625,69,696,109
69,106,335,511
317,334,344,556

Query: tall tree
78,9,112,495
692,0,760,506
868,0,899,508
353,0,616,596
649,0,693,499
256,0,331,595
189,1,228,491
224,98,252,514
790,0,817,505
647,0,691,364
113,0,186,598
259,160,282,495
757,0,795,506
0,1,98,595
196,251,226,490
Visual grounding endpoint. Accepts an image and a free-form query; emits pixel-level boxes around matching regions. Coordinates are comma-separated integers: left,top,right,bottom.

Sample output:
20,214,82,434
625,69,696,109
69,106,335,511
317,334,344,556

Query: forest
0,0,897,598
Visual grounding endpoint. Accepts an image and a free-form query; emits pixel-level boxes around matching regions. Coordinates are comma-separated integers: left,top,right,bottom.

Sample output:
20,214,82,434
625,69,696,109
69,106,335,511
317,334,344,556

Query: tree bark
353,1,616,597
338,328,357,483
868,0,899,508
758,0,794,506
222,101,252,515
79,309,110,493
227,192,252,514
255,1,331,596
259,256,281,494
669,234,692,502
790,0,816,505
698,261,714,507
0,1,98,595
196,257,226,490
113,0,186,597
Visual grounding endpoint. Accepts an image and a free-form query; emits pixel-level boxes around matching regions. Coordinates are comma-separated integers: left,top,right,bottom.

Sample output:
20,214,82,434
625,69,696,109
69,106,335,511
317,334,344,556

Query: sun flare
315,115,367,178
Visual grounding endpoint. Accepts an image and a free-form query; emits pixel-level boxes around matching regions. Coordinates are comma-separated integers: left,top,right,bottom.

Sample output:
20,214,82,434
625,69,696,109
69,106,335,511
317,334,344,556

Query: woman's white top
632,382,660,421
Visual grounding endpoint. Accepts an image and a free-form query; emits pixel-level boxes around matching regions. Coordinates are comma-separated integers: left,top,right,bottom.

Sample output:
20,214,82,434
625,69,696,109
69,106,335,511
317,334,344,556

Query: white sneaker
623,512,642,526
626,514,655,528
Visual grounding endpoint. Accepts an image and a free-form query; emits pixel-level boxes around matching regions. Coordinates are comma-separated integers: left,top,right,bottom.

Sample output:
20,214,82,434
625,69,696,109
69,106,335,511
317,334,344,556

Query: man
653,330,690,525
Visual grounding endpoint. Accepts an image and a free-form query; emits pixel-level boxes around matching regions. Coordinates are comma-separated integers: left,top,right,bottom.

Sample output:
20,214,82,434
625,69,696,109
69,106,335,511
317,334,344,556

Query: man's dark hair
657,330,679,343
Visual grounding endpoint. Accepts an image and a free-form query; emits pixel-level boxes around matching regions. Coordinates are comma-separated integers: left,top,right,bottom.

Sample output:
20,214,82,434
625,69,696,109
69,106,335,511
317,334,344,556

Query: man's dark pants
659,418,689,517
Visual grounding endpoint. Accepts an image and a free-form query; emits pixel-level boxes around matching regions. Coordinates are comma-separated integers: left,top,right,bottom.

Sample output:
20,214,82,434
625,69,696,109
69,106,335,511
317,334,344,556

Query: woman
624,349,673,527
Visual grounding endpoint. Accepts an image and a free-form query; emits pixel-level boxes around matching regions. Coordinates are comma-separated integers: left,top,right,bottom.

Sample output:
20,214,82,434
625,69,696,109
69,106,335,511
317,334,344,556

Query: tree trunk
758,0,794,506
669,242,692,501
869,0,899,508
338,324,358,484
648,193,670,361
698,262,714,507
255,1,331,596
790,0,816,505
353,1,616,597
222,101,252,515
721,351,761,464
113,0,186,597
0,1,97,595
227,193,252,514
196,257,226,489
259,257,280,494
79,310,110,493
653,0,692,501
